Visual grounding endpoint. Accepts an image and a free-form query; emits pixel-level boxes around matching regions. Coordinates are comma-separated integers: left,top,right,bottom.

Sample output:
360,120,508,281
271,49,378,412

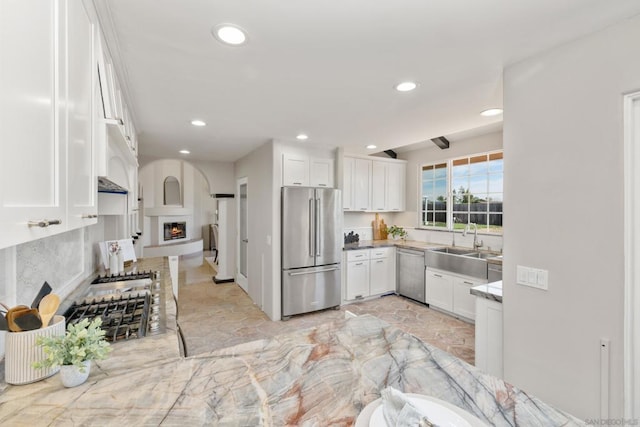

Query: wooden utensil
30,281,52,309
6,305,30,332
13,308,42,331
38,293,60,328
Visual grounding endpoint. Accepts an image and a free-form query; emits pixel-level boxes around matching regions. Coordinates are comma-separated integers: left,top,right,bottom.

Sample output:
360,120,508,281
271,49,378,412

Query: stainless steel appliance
63,271,165,342
397,248,426,303
281,187,342,318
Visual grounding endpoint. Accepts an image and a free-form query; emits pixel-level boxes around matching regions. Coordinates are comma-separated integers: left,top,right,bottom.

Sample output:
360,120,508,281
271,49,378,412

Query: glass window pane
422,165,434,180
469,155,488,175
452,214,468,227
434,163,447,179
434,211,447,227
469,175,488,195
488,196,503,212
452,159,468,177
470,213,487,228
488,173,503,193
469,198,489,212
452,176,468,193
489,153,503,172
434,179,447,199
489,214,503,232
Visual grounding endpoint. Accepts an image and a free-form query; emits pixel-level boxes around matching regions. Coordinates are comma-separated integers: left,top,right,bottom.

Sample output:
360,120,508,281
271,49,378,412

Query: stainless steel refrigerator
281,187,342,318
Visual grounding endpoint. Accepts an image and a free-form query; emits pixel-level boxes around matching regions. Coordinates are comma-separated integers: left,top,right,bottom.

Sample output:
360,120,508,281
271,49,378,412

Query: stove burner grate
91,271,154,284
64,293,150,342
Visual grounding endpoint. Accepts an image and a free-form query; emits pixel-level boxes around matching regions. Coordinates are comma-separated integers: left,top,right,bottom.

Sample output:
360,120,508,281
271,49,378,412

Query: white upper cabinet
282,153,334,188
343,157,355,210
370,161,387,211
0,0,138,249
67,0,97,229
310,158,334,188
282,153,309,186
342,155,406,212
386,161,405,211
0,0,66,247
353,158,371,211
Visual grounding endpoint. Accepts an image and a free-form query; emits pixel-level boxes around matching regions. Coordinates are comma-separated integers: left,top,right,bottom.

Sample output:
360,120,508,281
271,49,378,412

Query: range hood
98,177,128,194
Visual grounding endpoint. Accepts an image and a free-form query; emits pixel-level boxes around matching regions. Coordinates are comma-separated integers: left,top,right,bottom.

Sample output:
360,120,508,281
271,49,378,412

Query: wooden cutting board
372,214,388,240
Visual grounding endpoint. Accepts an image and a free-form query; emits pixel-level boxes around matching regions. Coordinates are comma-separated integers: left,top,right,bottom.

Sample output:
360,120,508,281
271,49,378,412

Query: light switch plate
517,265,549,290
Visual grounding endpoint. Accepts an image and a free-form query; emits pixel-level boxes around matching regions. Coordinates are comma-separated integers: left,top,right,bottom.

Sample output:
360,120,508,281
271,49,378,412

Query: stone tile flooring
176,253,475,365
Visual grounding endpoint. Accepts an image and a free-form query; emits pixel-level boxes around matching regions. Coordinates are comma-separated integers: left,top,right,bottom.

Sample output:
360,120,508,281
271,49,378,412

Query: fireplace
164,222,186,241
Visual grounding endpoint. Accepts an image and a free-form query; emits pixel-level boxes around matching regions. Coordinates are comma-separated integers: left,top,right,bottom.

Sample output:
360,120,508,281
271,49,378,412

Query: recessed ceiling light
191,119,206,126
212,24,247,46
395,81,417,92
296,134,309,141
480,108,503,117
366,144,377,150
179,150,190,154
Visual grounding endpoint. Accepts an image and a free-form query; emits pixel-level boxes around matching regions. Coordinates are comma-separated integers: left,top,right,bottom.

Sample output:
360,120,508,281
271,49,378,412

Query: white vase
59,360,91,387
4,315,65,385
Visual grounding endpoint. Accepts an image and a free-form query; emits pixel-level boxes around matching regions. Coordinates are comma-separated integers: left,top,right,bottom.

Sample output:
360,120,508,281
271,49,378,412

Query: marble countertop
471,280,503,302
1,298,581,426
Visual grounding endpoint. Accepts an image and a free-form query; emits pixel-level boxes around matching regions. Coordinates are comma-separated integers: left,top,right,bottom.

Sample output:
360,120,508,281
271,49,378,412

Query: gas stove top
91,271,154,284
64,270,165,343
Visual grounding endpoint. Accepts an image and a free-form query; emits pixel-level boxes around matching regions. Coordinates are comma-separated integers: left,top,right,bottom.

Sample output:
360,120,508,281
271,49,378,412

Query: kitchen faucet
463,222,483,249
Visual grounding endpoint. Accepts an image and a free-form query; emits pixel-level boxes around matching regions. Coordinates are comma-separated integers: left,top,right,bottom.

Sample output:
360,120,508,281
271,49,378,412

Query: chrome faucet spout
464,223,483,249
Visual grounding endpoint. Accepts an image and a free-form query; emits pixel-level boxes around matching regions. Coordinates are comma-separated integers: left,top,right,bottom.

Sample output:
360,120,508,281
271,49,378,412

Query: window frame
418,150,503,234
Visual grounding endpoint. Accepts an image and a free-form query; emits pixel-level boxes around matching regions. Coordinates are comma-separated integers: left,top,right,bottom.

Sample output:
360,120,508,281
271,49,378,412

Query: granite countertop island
0,272,581,427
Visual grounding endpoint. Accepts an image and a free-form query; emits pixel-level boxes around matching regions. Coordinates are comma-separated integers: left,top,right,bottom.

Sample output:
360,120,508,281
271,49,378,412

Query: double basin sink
425,247,498,280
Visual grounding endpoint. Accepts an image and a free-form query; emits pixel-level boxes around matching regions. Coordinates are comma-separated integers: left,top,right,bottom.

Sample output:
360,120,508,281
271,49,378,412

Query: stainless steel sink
430,247,476,256
426,247,488,279
462,252,496,260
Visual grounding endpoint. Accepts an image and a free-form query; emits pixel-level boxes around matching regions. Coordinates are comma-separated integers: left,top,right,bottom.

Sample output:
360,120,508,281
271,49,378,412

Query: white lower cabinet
426,268,483,321
475,297,503,377
425,270,453,312
345,247,395,301
452,277,479,320
369,248,395,295
346,259,370,300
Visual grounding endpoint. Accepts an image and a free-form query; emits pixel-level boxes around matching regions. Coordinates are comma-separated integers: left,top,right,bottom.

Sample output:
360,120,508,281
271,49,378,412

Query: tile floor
176,252,475,365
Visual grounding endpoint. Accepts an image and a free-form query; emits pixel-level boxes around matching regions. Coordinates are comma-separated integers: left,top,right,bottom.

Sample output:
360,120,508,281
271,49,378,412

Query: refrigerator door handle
288,267,339,276
309,198,315,257
315,197,321,256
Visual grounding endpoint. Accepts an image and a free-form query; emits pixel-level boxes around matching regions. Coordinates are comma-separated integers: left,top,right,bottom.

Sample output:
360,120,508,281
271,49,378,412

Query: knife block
4,315,65,385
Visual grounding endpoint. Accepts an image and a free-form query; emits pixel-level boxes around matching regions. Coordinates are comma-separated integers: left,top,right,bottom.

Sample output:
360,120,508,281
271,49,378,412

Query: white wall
502,15,640,420
234,141,274,316
139,159,223,247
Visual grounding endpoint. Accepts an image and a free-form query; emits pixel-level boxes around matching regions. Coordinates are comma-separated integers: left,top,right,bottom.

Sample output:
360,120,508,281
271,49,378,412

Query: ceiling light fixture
366,144,377,150
296,134,309,141
179,150,190,154
212,24,247,46
480,108,503,117
191,119,206,126
395,81,417,92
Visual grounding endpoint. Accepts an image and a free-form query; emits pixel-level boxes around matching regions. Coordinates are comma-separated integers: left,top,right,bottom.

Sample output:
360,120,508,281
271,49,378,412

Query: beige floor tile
177,253,475,365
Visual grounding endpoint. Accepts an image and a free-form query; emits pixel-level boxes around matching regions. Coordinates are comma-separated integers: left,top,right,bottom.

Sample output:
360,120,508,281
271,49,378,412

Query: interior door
237,177,248,291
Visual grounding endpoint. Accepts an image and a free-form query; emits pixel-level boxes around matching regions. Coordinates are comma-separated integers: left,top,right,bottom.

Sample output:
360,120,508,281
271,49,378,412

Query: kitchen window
420,151,503,233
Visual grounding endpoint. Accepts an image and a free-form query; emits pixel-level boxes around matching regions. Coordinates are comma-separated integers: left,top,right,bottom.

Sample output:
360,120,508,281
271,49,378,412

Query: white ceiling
96,0,640,163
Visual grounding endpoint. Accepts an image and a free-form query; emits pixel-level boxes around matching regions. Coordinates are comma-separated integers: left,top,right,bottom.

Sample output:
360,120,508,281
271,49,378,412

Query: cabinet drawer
370,247,393,259
346,249,370,262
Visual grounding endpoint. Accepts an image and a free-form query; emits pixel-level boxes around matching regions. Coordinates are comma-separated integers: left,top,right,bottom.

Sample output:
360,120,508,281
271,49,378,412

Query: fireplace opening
164,222,186,241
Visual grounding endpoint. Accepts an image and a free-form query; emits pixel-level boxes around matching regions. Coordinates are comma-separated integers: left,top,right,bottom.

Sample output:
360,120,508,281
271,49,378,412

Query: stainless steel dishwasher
396,248,426,303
